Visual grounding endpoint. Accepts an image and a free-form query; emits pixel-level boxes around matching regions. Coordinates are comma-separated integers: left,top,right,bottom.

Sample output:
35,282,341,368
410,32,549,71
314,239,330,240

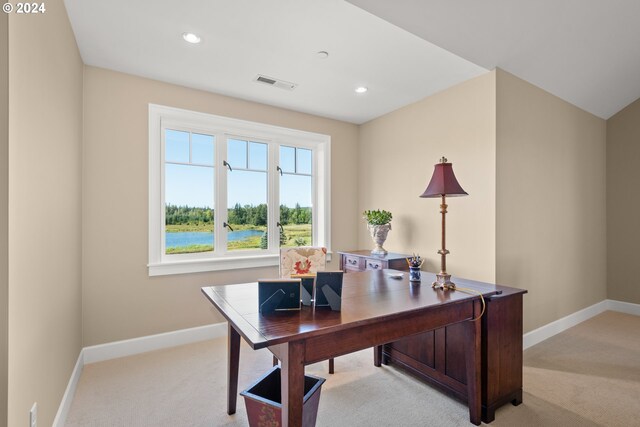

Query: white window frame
148,104,331,276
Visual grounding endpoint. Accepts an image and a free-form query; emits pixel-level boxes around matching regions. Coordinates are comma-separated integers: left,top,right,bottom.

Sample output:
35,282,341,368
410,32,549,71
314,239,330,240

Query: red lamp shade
420,159,468,198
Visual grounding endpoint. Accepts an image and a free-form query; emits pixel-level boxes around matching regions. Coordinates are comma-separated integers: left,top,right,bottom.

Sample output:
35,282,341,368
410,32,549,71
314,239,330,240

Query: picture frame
258,279,302,314
314,271,343,311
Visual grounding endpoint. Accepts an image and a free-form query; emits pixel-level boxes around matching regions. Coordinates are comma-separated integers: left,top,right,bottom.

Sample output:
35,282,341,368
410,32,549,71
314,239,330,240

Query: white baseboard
607,299,640,316
83,322,227,364
54,322,226,426
523,300,609,350
523,299,640,350
52,350,84,427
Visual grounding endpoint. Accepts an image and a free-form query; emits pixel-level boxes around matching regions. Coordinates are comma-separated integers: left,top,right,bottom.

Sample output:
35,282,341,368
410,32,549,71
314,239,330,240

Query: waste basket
240,366,325,427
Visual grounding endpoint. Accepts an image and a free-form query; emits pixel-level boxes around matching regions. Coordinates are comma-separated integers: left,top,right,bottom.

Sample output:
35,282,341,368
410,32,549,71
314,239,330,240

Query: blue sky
164,130,311,208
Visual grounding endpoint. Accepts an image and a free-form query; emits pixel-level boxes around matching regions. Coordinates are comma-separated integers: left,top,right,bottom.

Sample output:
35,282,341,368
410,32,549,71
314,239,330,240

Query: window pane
228,139,247,169
296,148,312,174
280,146,295,173
192,133,215,166
280,174,312,247
227,170,267,251
165,164,214,254
165,129,189,163
249,142,267,171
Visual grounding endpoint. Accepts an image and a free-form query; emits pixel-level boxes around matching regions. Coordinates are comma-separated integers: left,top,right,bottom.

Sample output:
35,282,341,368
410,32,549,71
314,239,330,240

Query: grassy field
165,223,312,254
280,224,312,247
166,244,213,254
166,223,262,233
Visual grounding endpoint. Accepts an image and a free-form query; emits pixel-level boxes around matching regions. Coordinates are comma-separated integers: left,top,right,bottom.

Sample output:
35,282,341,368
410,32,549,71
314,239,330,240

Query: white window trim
148,104,331,276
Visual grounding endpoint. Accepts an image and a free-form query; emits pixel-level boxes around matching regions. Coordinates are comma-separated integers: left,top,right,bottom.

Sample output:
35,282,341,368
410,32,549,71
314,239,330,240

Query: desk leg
227,324,240,415
280,340,305,427
374,345,382,367
465,300,482,426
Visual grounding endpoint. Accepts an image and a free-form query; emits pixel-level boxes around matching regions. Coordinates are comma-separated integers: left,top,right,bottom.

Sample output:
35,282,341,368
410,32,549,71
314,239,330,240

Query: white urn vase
368,223,391,255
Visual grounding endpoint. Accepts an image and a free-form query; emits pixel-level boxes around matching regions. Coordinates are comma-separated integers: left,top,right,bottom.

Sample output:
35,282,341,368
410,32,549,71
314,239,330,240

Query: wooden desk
202,270,492,426
383,279,527,423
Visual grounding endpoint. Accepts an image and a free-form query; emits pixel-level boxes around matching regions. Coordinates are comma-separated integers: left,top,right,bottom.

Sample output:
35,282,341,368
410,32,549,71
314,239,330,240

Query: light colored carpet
65,311,640,426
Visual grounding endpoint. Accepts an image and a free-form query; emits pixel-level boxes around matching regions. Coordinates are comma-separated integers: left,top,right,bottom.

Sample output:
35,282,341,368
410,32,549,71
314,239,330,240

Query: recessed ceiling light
317,51,329,59
355,86,368,94
182,32,201,44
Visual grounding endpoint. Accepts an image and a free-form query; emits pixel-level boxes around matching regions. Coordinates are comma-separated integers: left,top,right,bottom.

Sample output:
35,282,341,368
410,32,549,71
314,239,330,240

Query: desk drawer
365,258,387,271
343,255,363,271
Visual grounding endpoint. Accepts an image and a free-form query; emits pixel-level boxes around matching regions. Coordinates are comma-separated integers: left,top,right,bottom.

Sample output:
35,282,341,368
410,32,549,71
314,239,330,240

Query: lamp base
432,273,456,290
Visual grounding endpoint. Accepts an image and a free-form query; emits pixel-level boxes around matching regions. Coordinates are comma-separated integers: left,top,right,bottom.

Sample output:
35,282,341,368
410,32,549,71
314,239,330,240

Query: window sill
148,251,332,276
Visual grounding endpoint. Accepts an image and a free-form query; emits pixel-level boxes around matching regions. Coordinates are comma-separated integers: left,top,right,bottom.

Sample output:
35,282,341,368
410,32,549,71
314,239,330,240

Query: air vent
254,74,297,91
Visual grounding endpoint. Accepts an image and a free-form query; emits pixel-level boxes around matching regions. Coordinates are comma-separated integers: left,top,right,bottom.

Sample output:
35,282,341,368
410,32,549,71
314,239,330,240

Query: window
148,105,331,276
279,146,313,247
164,130,215,255
226,138,268,252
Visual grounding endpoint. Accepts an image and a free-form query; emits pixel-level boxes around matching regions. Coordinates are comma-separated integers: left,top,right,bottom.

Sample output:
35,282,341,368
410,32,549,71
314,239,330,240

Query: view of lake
166,229,264,248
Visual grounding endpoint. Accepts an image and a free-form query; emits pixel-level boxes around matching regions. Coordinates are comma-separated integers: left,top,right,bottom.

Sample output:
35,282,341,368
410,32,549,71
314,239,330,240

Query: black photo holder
314,271,343,311
291,274,316,306
258,279,302,315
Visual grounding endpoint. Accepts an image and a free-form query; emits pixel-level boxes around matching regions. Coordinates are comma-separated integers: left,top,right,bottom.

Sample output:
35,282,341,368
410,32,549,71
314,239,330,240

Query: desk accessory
406,254,423,282
291,274,315,306
258,279,302,314
420,157,468,290
314,271,343,311
363,209,392,255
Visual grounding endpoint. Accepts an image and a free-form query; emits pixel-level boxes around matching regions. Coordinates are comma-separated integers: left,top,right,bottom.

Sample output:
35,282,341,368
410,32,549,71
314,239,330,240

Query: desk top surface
201,270,526,349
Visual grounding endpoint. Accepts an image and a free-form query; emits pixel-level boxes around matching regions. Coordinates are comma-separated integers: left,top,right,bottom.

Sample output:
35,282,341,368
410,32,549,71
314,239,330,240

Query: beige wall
496,69,607,332
82,67,359,346
606,97,640,304
0,12,8,427
358,72,496,283
7,1,83,426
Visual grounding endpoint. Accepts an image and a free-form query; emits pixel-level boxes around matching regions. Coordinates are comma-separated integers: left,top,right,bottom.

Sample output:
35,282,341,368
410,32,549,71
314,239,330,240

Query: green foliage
166,244,213,254
167,203,312,230
279,204,311,225
280,224,312,248
166,223,212,232
227,203,268,226
228,236,262,250
260,227,287,249
260,232,267,250
165,204,213,227
225,203,312,227
363,209,392,225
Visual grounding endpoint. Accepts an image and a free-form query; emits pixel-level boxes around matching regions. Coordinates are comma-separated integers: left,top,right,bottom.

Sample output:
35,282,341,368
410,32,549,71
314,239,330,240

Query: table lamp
420,157,468,290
